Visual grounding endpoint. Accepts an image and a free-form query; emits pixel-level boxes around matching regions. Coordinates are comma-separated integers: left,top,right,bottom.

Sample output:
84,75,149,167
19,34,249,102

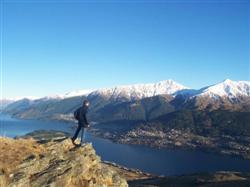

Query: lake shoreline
33,115,250,160
88,125,250,160
2,113,250,160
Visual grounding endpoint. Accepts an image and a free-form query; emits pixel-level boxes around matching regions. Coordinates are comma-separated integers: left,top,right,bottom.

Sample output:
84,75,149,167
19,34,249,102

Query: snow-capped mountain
0,96,40,110
88,80,188,101
13,90,94,104
178,79,250,111
3,79,250,104
35,89,94,101
194,79,250,98
2,79,250,122
3,96,40,101
63,89,94,98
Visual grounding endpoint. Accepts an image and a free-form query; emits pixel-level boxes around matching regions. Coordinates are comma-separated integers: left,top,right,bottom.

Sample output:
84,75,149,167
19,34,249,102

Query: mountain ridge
1,79,250,123
2,79,249,107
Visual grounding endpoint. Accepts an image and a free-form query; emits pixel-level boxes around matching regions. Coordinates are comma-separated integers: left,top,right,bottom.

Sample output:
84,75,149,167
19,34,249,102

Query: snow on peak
38,95,63,101
63,89,94,98
197,79,250,98
223,78,233,83
4,79,249,104
5,96,41,101
34,89,94,101
89,80,188,100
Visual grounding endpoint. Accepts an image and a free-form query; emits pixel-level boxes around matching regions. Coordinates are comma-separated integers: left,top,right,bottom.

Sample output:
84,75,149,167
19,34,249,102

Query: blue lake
1,114,250,176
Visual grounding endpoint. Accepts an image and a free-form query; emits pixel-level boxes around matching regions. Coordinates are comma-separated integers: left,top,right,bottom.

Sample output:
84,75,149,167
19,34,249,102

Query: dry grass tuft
0,137,45,174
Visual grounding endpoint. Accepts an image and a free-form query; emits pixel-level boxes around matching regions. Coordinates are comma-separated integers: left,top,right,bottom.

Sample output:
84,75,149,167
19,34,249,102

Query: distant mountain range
1,79,250,122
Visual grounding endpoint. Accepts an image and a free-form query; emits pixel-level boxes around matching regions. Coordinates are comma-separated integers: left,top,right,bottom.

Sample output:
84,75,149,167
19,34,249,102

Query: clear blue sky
1,0,249,98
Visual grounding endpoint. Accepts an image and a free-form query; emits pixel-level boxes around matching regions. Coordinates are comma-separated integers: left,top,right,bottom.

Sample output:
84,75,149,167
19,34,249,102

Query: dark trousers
72,123,86,144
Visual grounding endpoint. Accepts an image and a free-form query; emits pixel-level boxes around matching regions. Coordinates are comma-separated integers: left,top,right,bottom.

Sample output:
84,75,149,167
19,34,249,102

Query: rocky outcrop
0,136,128,187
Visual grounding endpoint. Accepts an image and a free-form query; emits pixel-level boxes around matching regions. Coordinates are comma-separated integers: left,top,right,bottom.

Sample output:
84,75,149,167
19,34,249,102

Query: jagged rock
0,137,128,187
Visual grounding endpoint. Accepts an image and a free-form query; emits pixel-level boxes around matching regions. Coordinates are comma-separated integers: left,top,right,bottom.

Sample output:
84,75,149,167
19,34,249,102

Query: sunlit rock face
0,136,128,187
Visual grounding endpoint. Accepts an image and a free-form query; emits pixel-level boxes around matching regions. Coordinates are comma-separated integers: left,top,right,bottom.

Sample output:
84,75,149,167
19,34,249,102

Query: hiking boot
71,138,76,145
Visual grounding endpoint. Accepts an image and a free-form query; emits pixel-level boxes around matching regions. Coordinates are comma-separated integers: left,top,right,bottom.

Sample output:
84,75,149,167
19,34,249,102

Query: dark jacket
76,106,89,127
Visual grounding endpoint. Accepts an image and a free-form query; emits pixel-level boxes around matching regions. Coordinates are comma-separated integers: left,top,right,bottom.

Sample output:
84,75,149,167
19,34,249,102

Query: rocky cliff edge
0,136,128,187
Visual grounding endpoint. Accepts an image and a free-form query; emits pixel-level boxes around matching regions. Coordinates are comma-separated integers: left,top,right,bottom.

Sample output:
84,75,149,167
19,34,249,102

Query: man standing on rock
71,99,90,146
